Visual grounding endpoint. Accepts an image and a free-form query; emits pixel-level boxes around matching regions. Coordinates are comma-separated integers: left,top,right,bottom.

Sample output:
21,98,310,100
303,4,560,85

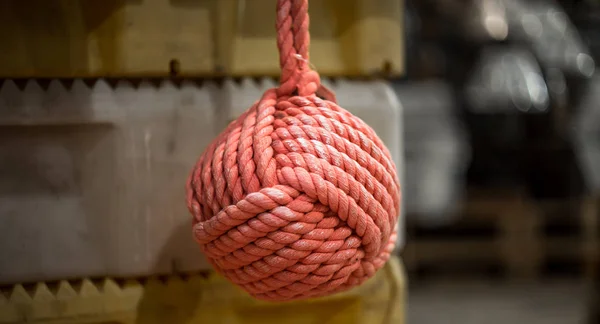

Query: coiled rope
186,0,401,301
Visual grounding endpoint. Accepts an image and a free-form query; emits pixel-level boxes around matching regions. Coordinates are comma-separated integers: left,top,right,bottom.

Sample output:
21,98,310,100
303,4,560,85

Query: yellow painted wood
0,0,403,78
0,257,405,324
220,0,404,77
0,0,215,78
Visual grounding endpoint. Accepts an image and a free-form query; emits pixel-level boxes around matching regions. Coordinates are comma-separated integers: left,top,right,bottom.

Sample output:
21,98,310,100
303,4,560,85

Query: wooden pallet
403,188,600,281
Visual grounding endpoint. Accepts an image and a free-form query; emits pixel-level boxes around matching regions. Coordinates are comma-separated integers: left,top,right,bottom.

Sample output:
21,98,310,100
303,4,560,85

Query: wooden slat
0,258,406,324
221,0,404,77
0,0,215,78
0,0,404,78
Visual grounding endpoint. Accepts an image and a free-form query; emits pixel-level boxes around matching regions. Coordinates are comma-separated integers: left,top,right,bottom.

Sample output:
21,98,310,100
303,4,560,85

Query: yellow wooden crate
0,257,405,324
218,0,404,77
0,0,404,78
0,0,216,78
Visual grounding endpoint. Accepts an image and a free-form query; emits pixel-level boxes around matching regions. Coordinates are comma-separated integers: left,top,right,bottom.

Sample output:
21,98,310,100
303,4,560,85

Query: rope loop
276,0,333,100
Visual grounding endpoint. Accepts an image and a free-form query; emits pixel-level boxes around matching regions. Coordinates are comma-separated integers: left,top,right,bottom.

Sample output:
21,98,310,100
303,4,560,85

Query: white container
0,78,405,284
0,80,216,284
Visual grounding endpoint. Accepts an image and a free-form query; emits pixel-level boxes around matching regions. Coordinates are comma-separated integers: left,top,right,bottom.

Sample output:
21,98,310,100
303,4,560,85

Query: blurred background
0,0,599,323
400,0,599,323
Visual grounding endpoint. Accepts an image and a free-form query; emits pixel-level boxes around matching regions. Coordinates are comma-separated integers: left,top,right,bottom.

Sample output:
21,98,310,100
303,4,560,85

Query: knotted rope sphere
186,0,401,301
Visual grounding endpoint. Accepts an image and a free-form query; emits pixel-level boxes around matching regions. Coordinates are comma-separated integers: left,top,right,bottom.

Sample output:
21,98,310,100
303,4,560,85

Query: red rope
186,0,400,301
276,0,325,99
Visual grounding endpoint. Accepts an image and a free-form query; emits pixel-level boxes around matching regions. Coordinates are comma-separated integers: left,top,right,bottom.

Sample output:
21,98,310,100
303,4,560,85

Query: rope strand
276,0,298,96
186,0,401,302
276,0,320,98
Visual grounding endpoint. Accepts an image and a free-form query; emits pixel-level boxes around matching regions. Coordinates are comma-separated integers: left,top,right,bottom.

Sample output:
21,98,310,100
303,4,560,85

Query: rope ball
186,0,401,301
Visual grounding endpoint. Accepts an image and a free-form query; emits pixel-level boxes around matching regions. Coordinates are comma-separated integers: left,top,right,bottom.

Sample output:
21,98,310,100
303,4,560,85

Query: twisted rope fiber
186,0,401,301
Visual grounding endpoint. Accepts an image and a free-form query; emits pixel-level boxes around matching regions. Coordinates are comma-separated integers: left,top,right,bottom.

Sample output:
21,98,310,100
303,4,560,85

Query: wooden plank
0,0,404,78
0,257,406,324
0,0,215,78
220,0,404,77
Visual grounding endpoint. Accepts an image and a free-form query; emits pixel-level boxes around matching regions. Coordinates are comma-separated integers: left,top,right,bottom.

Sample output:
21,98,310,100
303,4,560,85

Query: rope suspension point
186,0,401,301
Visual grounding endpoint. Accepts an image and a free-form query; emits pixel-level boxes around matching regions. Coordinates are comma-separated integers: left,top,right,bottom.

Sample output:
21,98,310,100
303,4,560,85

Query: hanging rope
186,0,401,301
